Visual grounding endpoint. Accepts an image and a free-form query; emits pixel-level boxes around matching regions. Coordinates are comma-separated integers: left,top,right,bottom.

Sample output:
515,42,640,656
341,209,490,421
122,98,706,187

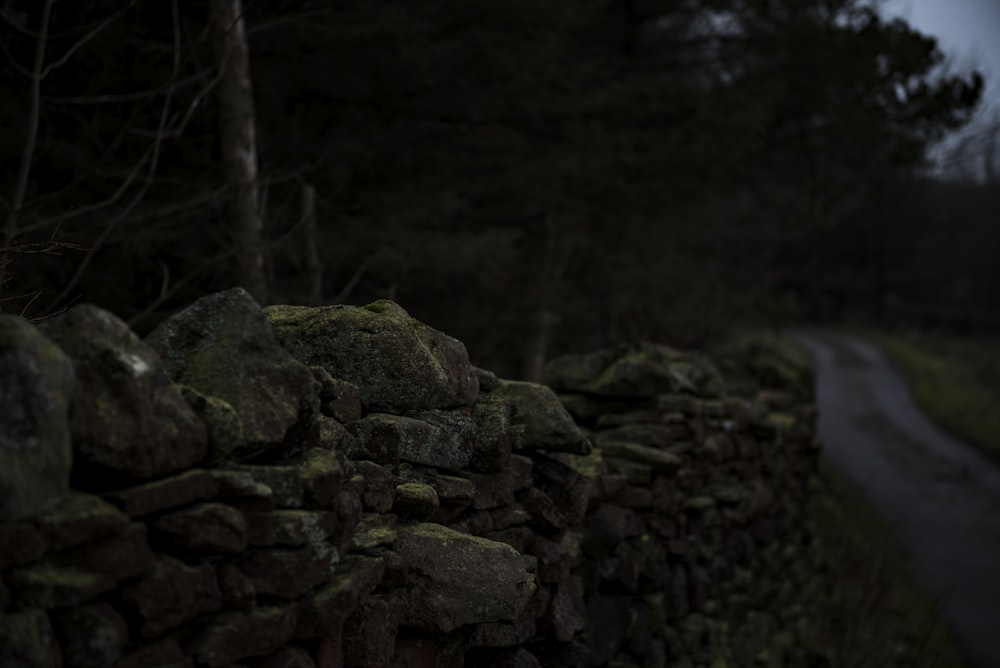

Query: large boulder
145,288,318,461
394,523,536,632
41,305,208,482
263,300,478,413
0,315,74,520
542,341,726,398
492,381,591,454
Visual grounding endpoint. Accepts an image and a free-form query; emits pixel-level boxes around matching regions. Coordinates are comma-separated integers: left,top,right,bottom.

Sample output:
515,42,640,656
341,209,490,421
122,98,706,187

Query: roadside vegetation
810,460,969,667
855,329,1000,462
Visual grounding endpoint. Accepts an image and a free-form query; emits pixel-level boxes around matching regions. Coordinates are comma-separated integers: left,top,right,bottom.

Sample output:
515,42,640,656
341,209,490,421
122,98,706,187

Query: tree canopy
0,0,986,374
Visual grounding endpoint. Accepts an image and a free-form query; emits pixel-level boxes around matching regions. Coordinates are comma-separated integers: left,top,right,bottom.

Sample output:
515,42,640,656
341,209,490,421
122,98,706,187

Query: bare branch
41,3,133,78
43,69,212,105
44,0,180,313
2,0,53,299
0,33,35,77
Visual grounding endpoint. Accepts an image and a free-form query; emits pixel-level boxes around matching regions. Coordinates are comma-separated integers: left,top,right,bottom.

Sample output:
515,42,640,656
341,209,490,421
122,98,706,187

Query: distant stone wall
0,288,822,668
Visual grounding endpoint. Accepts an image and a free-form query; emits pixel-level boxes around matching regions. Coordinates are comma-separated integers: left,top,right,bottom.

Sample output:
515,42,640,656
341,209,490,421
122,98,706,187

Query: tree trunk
212,0,267,303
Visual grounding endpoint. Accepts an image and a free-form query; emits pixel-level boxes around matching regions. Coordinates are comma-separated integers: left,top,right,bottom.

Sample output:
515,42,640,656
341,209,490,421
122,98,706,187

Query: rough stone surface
245,509,338,547
470,396,514,473
121,554,222,637
226,463,304,508
350,514,397,551
348,413,474,470
115,637,193,668
597,440,681,475
392,482,440,521
264,300,478,412
146,288,318,460
294,554,386,640
250,645,317,668
0,522,48,569
33,492,129,551
315,415,356,455
182,604,298,667
492,381,591,455
41,304,208,481
543,341,726,398
351,460,397,513
217,561,256,609
7,523,153,608
311,367,362,423
152,502,248,553
343,595,399,668
298,448,348,509
236,543,339,599
0,607,62,667
50,599,129,667
394,523,536,632
105,469,218,518
0,314,74,521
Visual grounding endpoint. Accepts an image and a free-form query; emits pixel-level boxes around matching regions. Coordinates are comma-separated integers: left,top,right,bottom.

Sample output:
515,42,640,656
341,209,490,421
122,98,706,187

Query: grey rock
394,523,536,633
0,314,73,520
492,381,591,454
264,300,478,412
0,607,62,667
543,341,725,398
146,288,318,461
348,413,474,470
41,304,207,481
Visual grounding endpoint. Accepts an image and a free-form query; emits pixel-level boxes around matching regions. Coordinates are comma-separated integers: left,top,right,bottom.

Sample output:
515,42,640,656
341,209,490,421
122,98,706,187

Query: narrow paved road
790,329,1000,668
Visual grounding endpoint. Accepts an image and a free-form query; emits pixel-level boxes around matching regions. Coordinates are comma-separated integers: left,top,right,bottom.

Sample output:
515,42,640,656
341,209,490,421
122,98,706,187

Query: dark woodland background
1,0,996,378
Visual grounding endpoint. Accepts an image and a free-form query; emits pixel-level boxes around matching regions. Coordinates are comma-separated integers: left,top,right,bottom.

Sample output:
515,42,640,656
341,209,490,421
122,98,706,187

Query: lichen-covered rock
41,305,208,482
0,607,62,667
263,300,478,412
0,314,74,521
394,523,536,632
543,341,726,398
33,492,129,550
145,288,319,460
310,366,362,423
470,396,514,473
347,413,474,470
492,381,591,454
392,482,440,521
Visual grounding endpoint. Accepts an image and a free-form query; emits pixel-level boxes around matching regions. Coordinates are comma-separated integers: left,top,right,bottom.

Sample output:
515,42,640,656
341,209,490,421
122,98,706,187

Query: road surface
790,329,1000,668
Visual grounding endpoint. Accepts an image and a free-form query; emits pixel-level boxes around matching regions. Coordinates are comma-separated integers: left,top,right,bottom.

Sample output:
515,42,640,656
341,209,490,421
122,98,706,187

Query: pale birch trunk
212,0,267,302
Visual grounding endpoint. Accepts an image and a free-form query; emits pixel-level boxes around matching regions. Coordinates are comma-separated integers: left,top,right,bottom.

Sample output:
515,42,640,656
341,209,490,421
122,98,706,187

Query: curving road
789,329,1000,668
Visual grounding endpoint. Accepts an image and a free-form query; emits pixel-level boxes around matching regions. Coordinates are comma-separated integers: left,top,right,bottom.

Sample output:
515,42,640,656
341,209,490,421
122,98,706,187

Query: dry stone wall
0,288,822,668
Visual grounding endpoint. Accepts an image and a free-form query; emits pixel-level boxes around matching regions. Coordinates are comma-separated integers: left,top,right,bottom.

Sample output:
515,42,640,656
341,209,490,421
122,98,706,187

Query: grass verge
853,329,1000,461
808,459,969,667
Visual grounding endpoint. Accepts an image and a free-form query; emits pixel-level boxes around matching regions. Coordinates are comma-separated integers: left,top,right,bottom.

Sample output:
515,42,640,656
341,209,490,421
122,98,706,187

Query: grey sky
882,0,1000,106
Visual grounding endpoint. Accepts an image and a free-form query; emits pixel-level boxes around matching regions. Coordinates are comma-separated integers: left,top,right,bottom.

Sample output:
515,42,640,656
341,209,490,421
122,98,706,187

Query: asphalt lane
789,329,1000,668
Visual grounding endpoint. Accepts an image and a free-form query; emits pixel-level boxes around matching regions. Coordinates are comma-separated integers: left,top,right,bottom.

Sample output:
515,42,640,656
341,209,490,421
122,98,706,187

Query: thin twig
1,0,52,300
44,0,181,313
41,4,133,79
